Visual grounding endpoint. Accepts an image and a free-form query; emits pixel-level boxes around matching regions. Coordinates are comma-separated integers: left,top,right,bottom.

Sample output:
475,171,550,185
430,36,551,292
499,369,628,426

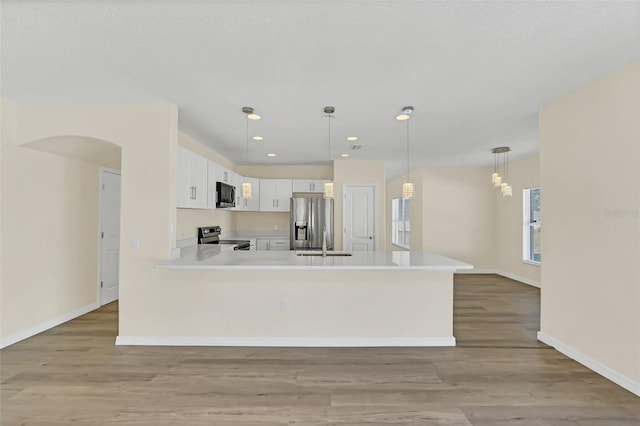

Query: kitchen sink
296,251,353,257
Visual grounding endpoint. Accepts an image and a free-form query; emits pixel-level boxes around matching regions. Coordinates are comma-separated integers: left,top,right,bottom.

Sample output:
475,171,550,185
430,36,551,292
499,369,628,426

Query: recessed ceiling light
252,136,264,141
267,153,276,157
346,136,358,141
341,153,350,157
247,113,261,120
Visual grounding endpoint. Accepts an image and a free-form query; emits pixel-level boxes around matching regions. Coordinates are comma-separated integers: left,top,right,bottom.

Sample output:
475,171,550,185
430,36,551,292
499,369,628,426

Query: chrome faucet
322,224,327,257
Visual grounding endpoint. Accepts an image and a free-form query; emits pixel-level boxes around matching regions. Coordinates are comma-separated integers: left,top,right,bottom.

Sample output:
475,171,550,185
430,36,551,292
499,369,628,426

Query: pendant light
490,147,512,197
397,106,414,199
323,106,334,199
242,106,259,198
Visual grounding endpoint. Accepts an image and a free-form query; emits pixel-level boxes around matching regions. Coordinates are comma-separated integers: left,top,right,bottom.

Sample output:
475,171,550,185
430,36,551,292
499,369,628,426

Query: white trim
522,259,541,267
0,302,99,349
537,332,640,397
115,336,456,347
454,269,540,288
496,270,540,288
98,168,121,307
343,184,376,252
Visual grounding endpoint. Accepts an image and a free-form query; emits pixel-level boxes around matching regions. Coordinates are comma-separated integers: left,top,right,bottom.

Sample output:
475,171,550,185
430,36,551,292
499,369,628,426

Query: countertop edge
155,264,474,271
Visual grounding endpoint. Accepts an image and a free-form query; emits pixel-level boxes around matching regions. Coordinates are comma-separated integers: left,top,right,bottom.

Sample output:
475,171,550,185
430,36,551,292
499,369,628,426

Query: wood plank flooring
1,274,638,425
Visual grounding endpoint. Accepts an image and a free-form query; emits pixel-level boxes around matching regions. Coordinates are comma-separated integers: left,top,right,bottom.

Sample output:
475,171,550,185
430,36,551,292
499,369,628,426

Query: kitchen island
116,248,472,347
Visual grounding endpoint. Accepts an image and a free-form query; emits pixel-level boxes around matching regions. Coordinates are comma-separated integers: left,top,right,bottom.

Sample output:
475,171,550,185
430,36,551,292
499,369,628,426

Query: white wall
495,155,541,285
539,60,640,391
388,166,497,269
1,99,101,344
2,100,178,346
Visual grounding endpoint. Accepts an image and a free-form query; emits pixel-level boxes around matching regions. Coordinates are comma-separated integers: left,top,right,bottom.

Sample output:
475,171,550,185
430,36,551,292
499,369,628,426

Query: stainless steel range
197,226,250,250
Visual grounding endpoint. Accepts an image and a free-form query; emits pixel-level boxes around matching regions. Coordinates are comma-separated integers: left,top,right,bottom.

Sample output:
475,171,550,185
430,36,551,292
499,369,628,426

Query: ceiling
2,1,639,179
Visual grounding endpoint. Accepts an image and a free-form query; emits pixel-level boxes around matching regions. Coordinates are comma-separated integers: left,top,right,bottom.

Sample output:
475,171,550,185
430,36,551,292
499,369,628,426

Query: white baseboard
0,302,99,349
456,268,541,288
115,336,456,347
537,332,640,397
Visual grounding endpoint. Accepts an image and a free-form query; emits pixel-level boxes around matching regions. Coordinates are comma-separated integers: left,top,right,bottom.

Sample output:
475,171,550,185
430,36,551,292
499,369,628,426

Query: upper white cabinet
216,165,232,184
176,146,208,209
260,179,292,212
207,160,217,209
292,179,330,193
230,171,243,211
239,177,261,211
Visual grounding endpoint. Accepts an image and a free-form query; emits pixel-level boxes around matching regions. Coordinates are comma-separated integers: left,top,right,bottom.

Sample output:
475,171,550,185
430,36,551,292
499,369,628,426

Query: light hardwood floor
1,274,638,425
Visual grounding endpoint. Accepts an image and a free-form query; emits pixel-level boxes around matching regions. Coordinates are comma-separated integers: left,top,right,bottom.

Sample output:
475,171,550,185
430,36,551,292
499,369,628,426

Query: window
523,187,541,264
391,198,410,249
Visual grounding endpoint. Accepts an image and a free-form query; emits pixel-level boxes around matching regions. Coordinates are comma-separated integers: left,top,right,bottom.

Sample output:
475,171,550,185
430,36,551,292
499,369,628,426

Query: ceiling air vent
349,144,362,150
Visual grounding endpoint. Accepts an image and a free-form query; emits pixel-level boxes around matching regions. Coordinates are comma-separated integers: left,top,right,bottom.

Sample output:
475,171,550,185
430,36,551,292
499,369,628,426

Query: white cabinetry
230,171,243,211
207,160,217,209
292,179,330,193
176,146,208,209
238,177,260,211
260,179,293,212
255,237,290,251
216,165,232,184
255,238,270,251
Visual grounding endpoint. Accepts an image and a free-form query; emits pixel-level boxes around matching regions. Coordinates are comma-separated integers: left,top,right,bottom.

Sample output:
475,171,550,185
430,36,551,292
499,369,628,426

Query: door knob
368,236,373,239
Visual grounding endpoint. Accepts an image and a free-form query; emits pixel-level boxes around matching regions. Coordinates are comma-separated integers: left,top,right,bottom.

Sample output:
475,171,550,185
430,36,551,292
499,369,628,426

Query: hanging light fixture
241,106,258,198
491,147,512,197
397,106,415,199
323,106,335,199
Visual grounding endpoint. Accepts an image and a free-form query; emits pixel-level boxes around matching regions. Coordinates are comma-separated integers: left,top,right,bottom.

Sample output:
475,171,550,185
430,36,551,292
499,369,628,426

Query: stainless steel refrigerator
290,197,333,250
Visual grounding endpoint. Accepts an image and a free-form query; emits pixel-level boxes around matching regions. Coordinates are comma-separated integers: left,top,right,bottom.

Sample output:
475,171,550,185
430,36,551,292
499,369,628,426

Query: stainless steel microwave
216,182,235,208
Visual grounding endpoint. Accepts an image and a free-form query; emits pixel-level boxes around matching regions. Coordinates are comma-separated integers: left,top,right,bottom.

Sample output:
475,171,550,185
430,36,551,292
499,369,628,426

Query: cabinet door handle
194,187,197,200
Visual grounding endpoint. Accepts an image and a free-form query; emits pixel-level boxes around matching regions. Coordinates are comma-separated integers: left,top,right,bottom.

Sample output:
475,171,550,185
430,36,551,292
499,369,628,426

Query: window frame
391,197,410,249
522,187,541,266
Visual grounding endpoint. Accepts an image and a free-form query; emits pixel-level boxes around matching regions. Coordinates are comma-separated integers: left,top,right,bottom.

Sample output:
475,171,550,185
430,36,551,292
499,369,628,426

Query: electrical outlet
274,224,278,230
279,299,288,312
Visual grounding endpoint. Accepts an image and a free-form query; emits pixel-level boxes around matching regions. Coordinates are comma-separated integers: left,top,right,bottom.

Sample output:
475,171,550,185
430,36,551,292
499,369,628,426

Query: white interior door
343,185,375,251
100,169,121,305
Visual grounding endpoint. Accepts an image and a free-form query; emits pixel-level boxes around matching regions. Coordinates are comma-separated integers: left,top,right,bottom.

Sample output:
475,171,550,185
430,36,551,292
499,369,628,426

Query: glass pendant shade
493,175,502,187
502,184,512,197
491,172,500,184
324,182,334,199
242,181,252,198
402,182,415,199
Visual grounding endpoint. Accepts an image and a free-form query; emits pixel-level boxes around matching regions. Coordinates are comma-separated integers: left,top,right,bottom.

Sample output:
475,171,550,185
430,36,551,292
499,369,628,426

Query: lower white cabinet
255,237,290,251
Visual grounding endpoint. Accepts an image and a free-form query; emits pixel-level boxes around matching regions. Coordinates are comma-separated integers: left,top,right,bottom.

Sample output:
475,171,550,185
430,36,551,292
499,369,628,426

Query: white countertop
157,245,473,271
